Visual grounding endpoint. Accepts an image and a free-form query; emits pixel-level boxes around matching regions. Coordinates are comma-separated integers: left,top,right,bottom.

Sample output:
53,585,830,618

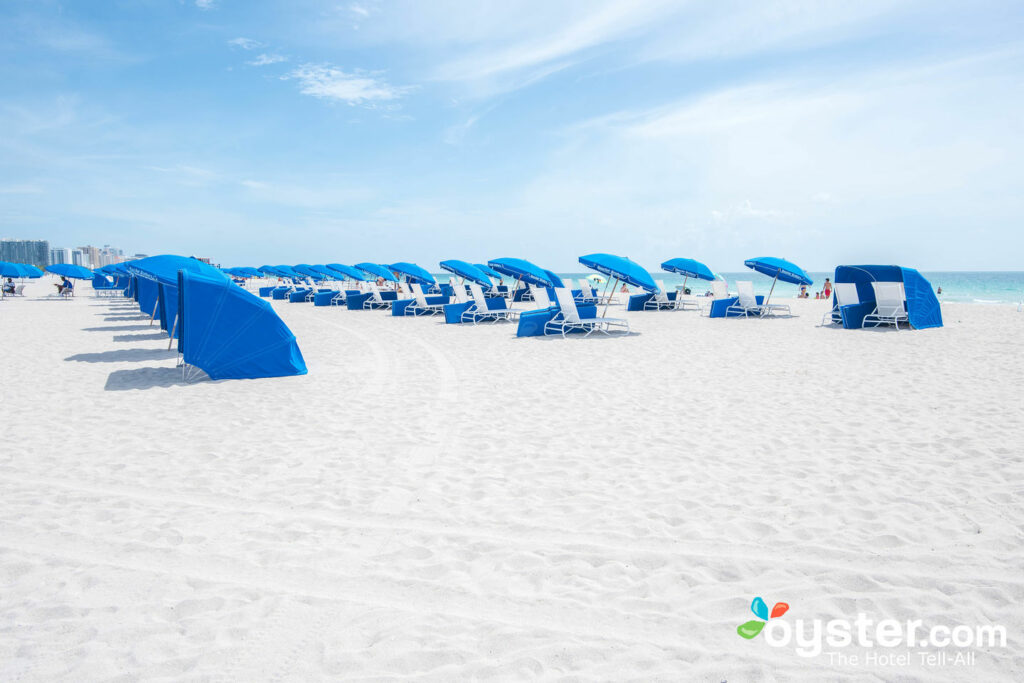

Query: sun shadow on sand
104,366,187,391
83,324,154,332
66,348,178,363
103,316,150,322
112,332,170,342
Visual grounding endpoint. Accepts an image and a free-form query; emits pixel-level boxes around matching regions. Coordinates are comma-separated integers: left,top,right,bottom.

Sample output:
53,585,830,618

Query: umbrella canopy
439,260,492,286
293,264,326,281
16,264,44,278
543,270,565,288
474,263,503,280
743,257,812,286
355,262,399,282
0,262,23,278
579,253,658,292
486,258,555,287
46,263,95,279
389,262,436,285
178,270,307,381
127,255,229,286
661,257,715,281
326,263,371,281
229,266,263,278
258,265,285,277
269,265,303,279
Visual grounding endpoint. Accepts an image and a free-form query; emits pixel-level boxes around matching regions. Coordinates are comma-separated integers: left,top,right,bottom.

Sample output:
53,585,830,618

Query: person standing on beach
823,278,832,299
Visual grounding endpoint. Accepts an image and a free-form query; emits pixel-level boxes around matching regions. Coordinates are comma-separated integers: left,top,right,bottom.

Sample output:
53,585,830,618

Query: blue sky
1,0,1022,271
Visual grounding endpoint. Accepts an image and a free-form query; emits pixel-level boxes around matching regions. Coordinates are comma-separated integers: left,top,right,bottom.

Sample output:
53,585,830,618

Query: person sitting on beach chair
2,278,14,295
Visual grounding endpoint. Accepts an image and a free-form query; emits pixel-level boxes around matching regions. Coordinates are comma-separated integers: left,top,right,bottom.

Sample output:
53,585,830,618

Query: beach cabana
177,270,307,381
127,255,231,337
829,265,942,330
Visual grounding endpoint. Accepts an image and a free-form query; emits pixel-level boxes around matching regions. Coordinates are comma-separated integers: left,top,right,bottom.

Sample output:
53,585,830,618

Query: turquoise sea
550,271,1024,305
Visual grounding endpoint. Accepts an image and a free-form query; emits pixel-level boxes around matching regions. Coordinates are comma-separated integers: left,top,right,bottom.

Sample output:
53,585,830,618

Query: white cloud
350,3,371,18
247,53,287,67
227,37,261,50
283,64,410,105
195,0,217,10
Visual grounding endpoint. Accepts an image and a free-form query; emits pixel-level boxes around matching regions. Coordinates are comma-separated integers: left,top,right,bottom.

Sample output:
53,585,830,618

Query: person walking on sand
823,278,832,299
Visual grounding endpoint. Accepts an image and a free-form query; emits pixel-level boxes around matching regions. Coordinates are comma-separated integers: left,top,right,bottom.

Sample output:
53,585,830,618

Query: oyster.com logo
737,596,789,639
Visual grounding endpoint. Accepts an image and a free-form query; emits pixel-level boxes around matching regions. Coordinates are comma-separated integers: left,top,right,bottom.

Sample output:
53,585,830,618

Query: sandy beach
0,280,1021,680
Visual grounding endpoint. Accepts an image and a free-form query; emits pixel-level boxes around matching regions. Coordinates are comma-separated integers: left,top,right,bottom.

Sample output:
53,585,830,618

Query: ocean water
550,271,1024,305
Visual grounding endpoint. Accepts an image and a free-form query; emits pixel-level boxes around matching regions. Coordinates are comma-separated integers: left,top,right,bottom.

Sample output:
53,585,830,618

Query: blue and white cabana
830,265,942,330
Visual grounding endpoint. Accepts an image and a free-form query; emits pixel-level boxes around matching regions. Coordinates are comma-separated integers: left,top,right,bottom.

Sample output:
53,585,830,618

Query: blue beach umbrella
258,265,284,277
389,262,436,286
743,256,813,309
0,262,21,278
474,263,503,281
486,258,555,301
579,253,658,316
46,263,95,279
355,262,399,282
293,264,326,281
661,257,715,299
17,264,44,278
439,260,492,287
326,264,371,282
543,270,565,288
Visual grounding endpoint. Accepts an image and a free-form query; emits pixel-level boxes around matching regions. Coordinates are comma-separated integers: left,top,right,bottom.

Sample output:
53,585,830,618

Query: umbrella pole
763,273,779,317
150,294,159,325
599,276,611,305
676,275,689,309
602,277,619,318
168,314,178,350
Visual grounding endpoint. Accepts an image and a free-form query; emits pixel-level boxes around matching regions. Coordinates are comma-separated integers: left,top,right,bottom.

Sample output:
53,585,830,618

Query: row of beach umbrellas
227,255,812,318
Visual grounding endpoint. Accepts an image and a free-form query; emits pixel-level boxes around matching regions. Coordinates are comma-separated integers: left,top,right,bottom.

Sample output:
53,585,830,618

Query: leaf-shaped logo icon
751,597,769,621
771,602,789,619
737,620,765,639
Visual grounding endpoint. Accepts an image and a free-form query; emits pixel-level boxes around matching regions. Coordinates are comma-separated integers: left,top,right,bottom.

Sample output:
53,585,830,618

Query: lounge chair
463,283,518,323
530,284,553,309
13,284,26,297
699,280,730,315
821,282,860,326
726,281,791,318
363,282,395,310
406,283,446,316
862,282,908,330
544,287,630,338
643,280,677,310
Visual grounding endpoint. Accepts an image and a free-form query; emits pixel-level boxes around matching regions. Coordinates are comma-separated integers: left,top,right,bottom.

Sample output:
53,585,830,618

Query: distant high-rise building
49,247,70,265
0,239,50,267
70,249,87,267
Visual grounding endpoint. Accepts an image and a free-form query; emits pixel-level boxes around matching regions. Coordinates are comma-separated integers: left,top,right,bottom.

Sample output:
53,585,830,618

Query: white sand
1,281,1022,681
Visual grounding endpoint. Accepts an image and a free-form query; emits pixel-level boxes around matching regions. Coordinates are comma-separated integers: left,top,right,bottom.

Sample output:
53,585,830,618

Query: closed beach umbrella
355,262,399,282
46,263,95,279
743,256,813,310
389,262,436,286
440,260,492,286
579,253,658,316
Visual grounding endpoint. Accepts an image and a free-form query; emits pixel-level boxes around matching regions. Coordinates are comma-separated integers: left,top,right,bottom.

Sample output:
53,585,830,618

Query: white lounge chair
363,282,394,310
862,282,908,330
643,280,677,311
726,281,792,318
449,281,470,304
699,280,730,315
463,283,517,323
14,284,26,297
530,285,553,309
821,282,860,326
544,287,630,338
407,283,446,316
